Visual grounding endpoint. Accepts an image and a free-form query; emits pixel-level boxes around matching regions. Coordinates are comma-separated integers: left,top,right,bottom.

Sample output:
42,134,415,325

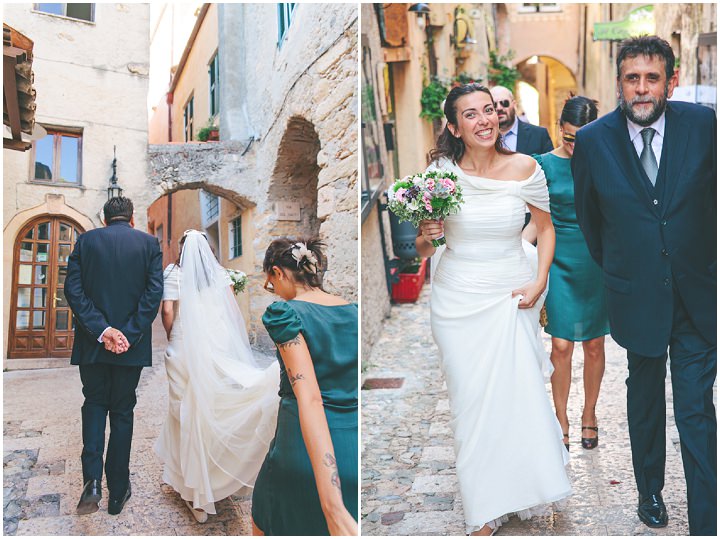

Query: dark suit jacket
572,102,716,356
65,220,163,367
516,120,554,155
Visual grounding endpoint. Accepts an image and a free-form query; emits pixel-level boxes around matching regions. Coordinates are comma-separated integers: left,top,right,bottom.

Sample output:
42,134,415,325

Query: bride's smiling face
447,91,499,150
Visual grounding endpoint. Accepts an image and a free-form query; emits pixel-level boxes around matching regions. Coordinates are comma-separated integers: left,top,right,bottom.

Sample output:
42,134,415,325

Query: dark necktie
640,128,658,186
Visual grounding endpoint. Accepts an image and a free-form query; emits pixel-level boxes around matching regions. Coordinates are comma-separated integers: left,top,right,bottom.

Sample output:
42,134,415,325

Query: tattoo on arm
324,452,341,492
277,335,302,350
286,368,305,387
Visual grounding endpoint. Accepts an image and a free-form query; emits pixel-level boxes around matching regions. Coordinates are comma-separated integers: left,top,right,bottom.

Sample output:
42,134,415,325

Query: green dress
252,300,358,535
534,152,610,341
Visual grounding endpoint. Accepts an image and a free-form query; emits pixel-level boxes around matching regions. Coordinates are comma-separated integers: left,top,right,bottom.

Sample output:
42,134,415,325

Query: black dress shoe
638,493,668,528
108,484,132,515
76,479,102,515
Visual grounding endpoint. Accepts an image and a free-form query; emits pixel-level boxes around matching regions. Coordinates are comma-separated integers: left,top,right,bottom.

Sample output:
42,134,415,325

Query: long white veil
175,231,280,506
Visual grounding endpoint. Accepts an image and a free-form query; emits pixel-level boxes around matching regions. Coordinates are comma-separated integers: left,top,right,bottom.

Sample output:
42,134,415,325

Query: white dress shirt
501,117,519,152
626,112,665,166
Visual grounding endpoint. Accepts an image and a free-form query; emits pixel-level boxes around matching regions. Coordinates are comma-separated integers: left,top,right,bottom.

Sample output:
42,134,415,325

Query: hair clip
291,242,318,274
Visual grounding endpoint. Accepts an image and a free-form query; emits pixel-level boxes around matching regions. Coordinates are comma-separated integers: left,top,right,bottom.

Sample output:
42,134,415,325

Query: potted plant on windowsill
197,119,219,142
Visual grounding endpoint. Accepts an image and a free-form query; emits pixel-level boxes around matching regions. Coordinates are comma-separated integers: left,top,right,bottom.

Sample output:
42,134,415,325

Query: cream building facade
3,3,150,368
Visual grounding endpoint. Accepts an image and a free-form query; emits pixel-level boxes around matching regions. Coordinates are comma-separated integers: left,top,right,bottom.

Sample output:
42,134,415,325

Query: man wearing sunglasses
490,85,554,156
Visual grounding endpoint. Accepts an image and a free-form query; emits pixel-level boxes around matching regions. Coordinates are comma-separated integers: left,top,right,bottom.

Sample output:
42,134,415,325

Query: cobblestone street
361,286,712,536
3,319,272,536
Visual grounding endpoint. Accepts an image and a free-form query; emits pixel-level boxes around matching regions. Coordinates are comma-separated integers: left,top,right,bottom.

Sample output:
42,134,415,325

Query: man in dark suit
572,36,716,536
490,85,554,155
65,197,163,516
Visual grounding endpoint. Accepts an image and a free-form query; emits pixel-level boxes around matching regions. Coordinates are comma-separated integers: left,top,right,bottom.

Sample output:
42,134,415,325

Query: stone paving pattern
361,286,715,536
3,319,272,536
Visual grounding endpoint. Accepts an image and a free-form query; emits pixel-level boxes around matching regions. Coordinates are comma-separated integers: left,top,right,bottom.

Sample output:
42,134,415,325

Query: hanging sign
593,5,655,42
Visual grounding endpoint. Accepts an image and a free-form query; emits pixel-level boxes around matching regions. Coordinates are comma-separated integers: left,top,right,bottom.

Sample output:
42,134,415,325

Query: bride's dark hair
263,238,326,291
428,83,513,164
176,230,214,266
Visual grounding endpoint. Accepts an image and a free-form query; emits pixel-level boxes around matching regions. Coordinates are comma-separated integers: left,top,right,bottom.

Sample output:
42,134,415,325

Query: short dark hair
263,237,326,290
559,95,598,128
103,197,134,222
616,35,675,80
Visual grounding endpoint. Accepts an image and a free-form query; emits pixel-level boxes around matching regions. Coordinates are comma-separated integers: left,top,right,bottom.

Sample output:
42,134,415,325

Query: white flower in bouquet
386,170,464,246
226,269,248,295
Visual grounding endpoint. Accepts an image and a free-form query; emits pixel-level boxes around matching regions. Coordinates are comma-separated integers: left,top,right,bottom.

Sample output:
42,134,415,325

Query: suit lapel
657,103,689,216
516,121,529,154
601,108,660,216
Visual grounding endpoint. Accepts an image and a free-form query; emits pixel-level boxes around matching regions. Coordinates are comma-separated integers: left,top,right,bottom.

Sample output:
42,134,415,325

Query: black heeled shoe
581,426,599,449
563,432,569,451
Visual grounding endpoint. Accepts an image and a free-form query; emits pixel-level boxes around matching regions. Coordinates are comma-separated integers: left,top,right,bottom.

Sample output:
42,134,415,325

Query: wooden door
8,217,84,358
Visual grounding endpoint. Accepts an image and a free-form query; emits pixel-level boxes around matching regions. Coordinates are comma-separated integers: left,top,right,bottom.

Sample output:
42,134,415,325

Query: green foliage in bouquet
386,170,464,228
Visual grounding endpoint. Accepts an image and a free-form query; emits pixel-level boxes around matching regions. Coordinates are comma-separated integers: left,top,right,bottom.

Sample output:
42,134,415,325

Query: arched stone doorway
7,216,85,359
146,183,256,329
267,116,321,239
516,56,578,146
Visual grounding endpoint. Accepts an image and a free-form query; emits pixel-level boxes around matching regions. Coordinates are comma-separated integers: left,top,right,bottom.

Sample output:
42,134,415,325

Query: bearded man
572,35,716,536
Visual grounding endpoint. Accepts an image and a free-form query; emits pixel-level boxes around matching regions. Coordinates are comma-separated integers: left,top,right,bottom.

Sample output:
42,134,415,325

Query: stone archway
267,116,321,239
146,182,257,335
516,55,578,145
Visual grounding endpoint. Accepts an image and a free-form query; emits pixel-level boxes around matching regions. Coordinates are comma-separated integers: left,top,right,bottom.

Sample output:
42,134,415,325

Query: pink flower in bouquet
425,178,436,191
395,187,407,202
422,192,433,212
440,178,456,193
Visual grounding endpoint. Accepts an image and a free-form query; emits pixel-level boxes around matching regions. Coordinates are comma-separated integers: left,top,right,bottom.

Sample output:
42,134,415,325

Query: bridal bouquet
226,269,248,295
386,170,463,246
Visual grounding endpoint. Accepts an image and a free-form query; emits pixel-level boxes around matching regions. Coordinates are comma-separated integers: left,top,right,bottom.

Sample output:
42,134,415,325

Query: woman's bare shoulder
501,152,537,179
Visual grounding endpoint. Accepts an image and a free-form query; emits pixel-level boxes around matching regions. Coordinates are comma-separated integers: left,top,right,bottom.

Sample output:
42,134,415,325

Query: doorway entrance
8,216,84,358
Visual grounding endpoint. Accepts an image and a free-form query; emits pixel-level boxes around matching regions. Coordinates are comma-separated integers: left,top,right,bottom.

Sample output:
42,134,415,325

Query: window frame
277,3,297,46
155,224,164,247
228,216,242,259
29,127,83,187
208,51,220,118
32,3,96,23
183,94,194,142
360,40,386,223
517,3,562,14
200,190,220,227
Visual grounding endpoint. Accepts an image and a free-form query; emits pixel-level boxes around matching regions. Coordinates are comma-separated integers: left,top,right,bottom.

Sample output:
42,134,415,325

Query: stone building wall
3,4,150,363
149,4,359,351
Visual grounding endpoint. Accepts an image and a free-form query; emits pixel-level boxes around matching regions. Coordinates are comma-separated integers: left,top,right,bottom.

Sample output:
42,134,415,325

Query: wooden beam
3,52,21,140
3,137,31,151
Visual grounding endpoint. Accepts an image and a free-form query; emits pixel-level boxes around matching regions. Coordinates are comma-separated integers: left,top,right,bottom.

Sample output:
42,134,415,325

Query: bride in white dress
154,230,280,522
417,84,571,535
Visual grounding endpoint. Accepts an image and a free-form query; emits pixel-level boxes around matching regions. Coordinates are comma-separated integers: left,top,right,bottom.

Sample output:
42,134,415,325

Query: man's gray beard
499,109,516,130
619,85,669,126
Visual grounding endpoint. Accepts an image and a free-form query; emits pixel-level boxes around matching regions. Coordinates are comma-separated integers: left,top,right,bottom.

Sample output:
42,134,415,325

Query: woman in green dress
524,96,610,451
252,238,358,536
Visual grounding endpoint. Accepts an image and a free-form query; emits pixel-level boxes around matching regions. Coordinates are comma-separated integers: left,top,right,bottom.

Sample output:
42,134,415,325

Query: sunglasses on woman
263,277,275,292
562,133,576,143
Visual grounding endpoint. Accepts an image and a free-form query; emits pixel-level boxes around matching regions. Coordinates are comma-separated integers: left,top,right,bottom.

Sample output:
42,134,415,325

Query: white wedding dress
154,232,280,514
429,159,572,533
